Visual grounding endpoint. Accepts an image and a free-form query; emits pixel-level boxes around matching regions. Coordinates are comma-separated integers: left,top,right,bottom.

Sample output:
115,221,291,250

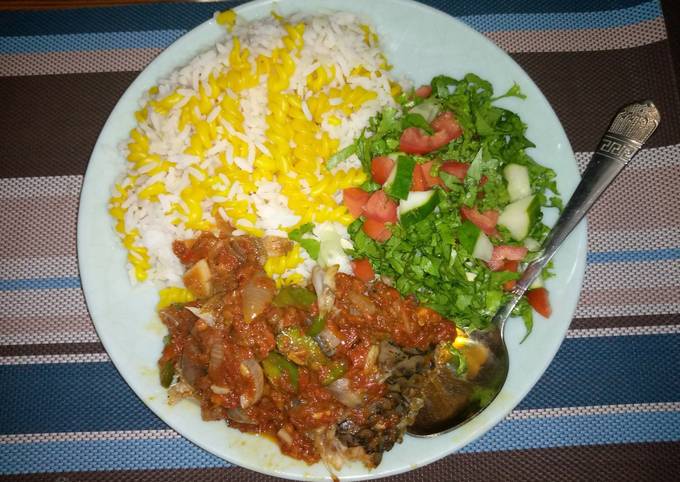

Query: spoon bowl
409,326,509,436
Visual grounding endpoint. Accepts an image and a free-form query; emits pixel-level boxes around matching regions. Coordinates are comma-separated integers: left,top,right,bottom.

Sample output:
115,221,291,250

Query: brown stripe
510,40,680,152
2,40,680,179
578,286,680,308
661,0,680,94
0,48,163,77
486,16,668,54
0,70,138,179
570,313,680,330
0,195,78,259
0,341,103,356
585,164,680,231
2,441,678,482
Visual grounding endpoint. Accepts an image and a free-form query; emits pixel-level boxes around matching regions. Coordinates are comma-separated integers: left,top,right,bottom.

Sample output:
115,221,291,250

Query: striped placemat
1,0,679,480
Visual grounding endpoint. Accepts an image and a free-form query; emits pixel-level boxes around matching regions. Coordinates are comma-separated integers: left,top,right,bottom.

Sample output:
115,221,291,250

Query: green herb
326,144,356,169
272,286,316,309
288,223,320,260
159,361,174,388
442,342,468,376
402,113,433,134
307,316,326,337
512,297,534,342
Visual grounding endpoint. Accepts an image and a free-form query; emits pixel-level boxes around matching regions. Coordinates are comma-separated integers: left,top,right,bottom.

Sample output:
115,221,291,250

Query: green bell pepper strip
262,351,299,391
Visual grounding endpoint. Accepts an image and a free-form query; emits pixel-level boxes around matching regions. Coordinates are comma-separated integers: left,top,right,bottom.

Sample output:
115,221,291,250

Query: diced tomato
460,206,499,236
440,161,469,182
503,260,519,272
487,245,528,271
526,288,552,318
399,111,463,155
420,161,444,188
501,260,519,291
415,85,432,98
487,259,505,271
363,218,392,242
399,127,436,155
351,258,375,282
431,111,463,139
411,164,428,191
493,245,527,261
370,156,395,185
343,188,370,217
364,190,398,223
479,175,489,187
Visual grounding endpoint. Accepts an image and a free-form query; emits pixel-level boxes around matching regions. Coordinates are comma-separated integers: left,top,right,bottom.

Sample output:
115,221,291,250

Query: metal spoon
408,100,661,437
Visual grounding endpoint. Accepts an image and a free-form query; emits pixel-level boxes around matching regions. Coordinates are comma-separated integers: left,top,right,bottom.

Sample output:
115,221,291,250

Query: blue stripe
2,334,678,434
0,1,661,54
0,363,166,434
462,410,680,453
0,437,230,475
587,248,680,264
458,0,660,32
0,30,186,54
0,277,80,291
1,410,678,473
0,0,650,37
518,334,680,410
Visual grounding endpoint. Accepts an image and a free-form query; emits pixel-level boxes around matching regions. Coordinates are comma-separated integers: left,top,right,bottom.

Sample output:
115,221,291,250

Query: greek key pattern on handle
597,101,660,164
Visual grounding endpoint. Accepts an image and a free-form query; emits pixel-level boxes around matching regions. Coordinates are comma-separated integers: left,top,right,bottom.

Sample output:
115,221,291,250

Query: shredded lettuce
347,74,562,333
288,223,320,260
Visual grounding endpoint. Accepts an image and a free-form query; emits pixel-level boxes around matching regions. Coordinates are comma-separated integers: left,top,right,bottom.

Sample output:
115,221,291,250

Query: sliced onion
180,342,205,386
263,236,293,257
185,306,216,326
210,384,231,395
327,378,363,408
315,328,341,356
277,427,294,446
242,276,275,322
226,407,256,424
363,344,379,374
208,342,225,375
347,291,376,316
313,265,338,317
239,359,264,408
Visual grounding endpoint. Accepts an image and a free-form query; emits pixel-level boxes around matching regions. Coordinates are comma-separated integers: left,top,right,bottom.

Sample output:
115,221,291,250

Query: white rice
112,11,403,287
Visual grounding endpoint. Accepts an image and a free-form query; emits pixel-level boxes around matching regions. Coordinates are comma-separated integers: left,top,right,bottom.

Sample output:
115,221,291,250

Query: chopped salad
332,74,561,335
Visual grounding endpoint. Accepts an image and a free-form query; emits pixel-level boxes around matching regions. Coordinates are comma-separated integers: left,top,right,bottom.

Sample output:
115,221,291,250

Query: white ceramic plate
78,0,587,479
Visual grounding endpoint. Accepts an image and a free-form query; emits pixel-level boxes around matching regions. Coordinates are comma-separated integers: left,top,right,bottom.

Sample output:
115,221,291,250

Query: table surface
1,1,679,480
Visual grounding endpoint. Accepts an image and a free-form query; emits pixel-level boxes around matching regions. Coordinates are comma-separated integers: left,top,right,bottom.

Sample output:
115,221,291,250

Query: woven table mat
1,1,679,480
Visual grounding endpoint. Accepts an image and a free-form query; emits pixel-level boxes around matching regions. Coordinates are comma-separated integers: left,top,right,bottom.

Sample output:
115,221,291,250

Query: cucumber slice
398,190,439,227
458,220,493,261
384,155,416,200
523,237,541,251
472,231,493,261
409,97,439,122
498,195,540,240
503,164,531,202
529,276,544,289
